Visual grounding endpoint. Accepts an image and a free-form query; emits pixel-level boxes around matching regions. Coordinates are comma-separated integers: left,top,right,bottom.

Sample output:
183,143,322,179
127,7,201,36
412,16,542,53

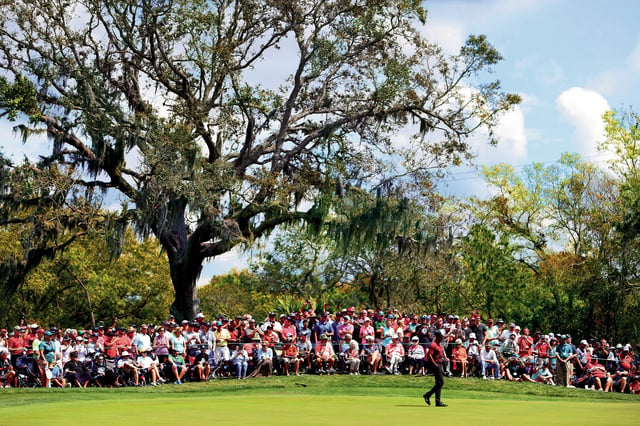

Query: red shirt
429,340,444,364
8,335,27,356
518,336,533,357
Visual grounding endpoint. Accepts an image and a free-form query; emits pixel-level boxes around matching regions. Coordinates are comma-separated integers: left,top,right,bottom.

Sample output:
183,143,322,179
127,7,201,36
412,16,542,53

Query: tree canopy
0,0,519,320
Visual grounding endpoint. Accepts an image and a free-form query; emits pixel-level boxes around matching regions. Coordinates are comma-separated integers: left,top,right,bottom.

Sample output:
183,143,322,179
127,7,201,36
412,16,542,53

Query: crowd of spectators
1,307,639,394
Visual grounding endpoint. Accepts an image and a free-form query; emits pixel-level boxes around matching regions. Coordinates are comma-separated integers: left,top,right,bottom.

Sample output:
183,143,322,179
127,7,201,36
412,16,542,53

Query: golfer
423,330,448,407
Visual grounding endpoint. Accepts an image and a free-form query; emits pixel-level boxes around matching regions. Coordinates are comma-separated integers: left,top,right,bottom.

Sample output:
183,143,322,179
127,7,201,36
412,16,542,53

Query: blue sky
1,0,639,281
427,0,640,195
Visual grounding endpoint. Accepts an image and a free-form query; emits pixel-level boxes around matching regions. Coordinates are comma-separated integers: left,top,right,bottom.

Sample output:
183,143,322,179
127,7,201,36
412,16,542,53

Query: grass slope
0,376,638,425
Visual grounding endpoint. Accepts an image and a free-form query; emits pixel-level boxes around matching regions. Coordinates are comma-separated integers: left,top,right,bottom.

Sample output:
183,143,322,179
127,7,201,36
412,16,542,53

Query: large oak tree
0,0,519,320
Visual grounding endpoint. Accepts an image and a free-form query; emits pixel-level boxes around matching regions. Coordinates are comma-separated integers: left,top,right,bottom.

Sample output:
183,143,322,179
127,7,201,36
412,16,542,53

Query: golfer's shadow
396,404,428,408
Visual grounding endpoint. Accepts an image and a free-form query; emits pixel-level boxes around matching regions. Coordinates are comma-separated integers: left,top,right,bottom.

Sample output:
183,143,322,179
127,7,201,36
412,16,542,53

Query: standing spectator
170,327,187,357
8,327,27,368
0,329,7,352
280,317,297,343
557,335,575,388
39,331,57,388
575,340,590,377
359,318,375,344
337,316,354,342
517,328,534,360
214,322,232,364
379,316,396,349
534,335,551,367
31,329,45,359
132,325,152,355
153,327,170,363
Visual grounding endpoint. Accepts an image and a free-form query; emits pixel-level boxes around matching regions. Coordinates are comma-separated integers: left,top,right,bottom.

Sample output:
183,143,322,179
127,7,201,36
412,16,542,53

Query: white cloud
556,87,610,159
491,105,528,162
424,21,466,55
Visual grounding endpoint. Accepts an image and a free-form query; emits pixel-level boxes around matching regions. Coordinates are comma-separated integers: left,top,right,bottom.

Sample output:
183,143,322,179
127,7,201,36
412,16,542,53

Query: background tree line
1,110,638,344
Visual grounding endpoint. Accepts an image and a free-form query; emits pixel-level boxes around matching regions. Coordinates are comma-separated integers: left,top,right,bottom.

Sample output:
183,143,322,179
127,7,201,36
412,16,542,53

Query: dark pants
426,362,445,402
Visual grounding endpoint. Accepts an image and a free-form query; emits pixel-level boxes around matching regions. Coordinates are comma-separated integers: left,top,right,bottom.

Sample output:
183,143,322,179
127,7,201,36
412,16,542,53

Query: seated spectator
281,337,301,376
230,344,249,379
629,376,640,395
63,351,92,387
452,339,468,377
466,334,481,376
50,363,67,388
611,363,629,393
384,334,405,375
166,349,188,385
315,334,336,374
248,341,274,378
191,345,211,381
407,336,425,375
296,333,313,372
0,349,16,388
481,342,500,379
586,357,611,391
117,350,141,386
136,347,162,386
361,335,382,374
529,363,555,385
344,339,360,375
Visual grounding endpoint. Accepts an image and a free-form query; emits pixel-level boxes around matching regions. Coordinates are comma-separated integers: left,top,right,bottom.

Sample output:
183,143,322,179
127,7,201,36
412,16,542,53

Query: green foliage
0,230,172,329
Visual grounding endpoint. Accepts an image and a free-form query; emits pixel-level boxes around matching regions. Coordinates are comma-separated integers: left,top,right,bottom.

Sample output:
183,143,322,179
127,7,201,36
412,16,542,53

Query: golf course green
1,375,638,425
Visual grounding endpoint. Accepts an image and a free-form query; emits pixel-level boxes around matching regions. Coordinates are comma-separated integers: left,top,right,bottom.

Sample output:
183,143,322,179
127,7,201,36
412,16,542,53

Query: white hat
469,333,476,339
196,313,205,319
121,351,129,356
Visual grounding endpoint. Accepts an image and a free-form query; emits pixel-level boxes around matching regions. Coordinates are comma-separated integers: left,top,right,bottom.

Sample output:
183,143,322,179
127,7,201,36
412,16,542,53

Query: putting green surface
1,377,638,425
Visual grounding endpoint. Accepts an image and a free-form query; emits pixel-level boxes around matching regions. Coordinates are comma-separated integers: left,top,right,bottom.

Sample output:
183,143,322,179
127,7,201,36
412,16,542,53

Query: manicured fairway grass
1,375,638,425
